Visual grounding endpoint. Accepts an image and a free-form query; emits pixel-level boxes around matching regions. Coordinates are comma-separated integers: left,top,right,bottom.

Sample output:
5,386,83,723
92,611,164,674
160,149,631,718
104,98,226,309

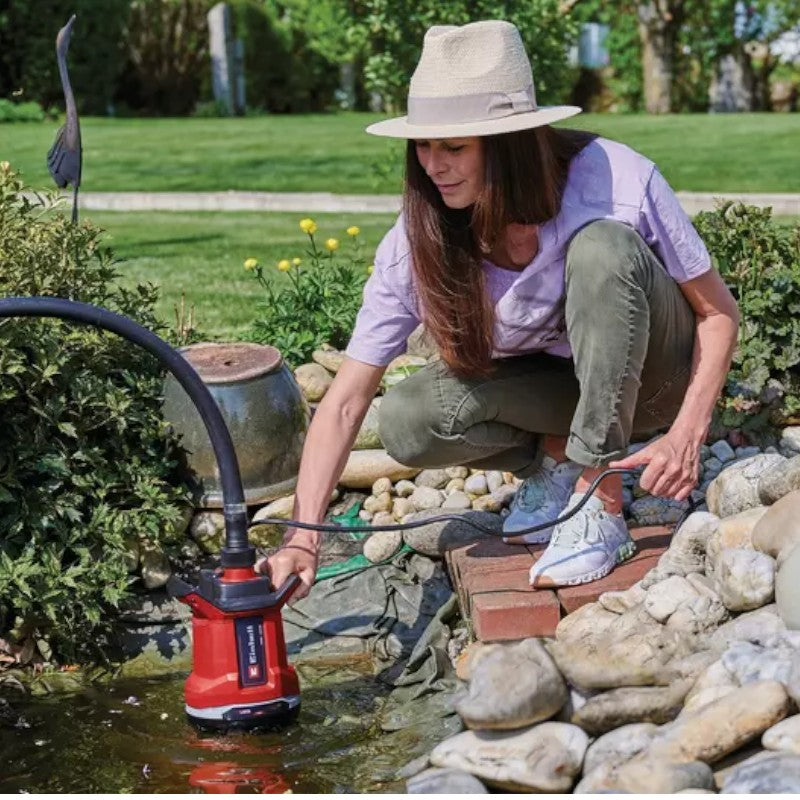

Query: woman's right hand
256,532,319,602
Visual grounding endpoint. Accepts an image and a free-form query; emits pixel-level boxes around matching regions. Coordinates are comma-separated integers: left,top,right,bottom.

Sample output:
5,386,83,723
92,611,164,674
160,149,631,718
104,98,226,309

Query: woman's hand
608,428,701,502
256,531,319,602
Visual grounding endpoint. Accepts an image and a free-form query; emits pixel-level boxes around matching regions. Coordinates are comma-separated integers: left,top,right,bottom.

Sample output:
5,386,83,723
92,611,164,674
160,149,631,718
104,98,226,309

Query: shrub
0,162,190,663
0,99,47,123
245,220,369,366
694,202,800,430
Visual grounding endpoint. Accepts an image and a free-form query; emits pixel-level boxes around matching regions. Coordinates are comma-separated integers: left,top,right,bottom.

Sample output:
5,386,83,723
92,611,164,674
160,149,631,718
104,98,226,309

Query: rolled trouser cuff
565,434,628,468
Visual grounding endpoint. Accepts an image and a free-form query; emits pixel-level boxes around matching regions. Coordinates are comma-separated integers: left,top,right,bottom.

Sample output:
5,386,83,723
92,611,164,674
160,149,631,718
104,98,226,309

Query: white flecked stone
713,547,776,611
394,479,417,498
372,477,392,496
583,723,658,775
363,529,403,563
485,471,504,493
464,474,489,496
446,466,469,479
442,491,472,511
763,714,800,753
410,486,445,511
429,722,588,792
644,575,701,623
706,454,786,518
414,469,450,489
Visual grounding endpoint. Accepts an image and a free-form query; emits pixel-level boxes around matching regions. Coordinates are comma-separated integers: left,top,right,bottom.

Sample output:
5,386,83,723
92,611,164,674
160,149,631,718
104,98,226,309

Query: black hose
0,296,254,568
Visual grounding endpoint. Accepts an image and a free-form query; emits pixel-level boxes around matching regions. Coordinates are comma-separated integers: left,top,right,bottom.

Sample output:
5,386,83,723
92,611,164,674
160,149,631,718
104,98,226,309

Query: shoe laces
550,497,604,548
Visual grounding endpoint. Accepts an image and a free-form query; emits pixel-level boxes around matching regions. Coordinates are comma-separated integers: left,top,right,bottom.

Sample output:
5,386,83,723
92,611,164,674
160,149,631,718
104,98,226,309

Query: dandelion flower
325,238,339,252
367,264,375,275
292,257,302,266
243,257,259,271
277,259,291,272
299,218,317,235
346,226,360,237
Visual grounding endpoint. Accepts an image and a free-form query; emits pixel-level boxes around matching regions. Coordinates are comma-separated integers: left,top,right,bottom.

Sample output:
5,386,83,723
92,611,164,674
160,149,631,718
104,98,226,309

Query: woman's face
414,137,485,209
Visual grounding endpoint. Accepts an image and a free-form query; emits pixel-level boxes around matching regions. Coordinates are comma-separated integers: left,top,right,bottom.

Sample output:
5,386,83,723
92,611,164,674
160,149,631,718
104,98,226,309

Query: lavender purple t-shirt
345,137,711,366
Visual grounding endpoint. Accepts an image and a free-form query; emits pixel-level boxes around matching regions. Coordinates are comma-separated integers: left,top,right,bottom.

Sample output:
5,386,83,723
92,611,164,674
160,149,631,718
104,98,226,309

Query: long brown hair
404,126,595,377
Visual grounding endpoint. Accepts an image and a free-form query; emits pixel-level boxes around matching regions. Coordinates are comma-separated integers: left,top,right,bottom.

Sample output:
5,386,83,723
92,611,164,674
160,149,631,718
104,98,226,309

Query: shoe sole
532,539,637,588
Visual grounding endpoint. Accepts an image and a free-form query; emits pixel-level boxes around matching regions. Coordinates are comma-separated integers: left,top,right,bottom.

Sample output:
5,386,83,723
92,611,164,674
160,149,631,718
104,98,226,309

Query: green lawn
3,112,799,194
91,210,398,340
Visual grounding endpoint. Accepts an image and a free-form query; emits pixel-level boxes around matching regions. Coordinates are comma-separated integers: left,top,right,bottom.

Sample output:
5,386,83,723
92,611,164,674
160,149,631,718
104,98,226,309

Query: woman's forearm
283,359,385,551
671,311,739,442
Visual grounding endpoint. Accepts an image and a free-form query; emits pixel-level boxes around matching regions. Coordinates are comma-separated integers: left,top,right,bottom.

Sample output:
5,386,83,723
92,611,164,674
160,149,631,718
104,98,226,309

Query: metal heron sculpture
47,15,82,224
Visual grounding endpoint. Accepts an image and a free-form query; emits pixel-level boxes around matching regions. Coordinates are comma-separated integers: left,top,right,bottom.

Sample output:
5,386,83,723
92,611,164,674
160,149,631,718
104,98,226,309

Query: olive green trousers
378,219,697,476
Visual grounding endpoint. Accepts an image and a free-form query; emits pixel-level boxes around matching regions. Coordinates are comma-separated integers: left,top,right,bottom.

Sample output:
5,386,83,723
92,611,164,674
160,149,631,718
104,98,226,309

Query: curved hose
0,296,254,567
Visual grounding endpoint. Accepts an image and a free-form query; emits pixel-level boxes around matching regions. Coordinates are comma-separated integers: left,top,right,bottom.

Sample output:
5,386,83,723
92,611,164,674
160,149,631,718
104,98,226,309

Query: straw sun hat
366,20,581,139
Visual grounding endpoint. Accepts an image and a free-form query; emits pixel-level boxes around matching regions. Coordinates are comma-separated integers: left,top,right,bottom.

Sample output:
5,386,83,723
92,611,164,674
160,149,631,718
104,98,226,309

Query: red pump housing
169,567,300,732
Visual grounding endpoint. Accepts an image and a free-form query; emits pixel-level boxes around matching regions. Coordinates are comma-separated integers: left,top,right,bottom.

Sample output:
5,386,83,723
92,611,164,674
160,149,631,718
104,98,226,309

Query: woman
260,20,739,598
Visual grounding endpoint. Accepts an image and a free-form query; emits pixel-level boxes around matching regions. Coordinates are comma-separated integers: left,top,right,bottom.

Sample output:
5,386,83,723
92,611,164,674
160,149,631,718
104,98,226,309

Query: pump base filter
187,695,301,732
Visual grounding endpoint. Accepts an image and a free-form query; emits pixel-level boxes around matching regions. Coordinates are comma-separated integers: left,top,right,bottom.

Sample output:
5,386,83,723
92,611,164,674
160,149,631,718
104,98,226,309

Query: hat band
406,85,537,126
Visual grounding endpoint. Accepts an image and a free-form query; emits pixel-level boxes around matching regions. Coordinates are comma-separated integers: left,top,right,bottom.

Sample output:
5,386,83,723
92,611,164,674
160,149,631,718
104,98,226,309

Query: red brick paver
447,525,673,642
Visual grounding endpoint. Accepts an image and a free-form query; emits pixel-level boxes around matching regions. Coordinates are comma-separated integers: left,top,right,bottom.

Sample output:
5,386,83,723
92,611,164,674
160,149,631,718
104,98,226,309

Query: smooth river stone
456,639,567,730
776,542,800,630
644,575,701,623
576,757,714,794
547,607,696,690
406,767,487,794
705,454,786,518
646,681,790,764
401,510,501,557
410,486,444,511
640,511,719,588
339,450,420,488
571,679,693,735
311,347,345,373
752,490,800,564
705,604,786,651
582,722,658,775
721,751,800,793
758,454,800,505
429,722,588,793
712,547,776,611
294,362,332,402
414,468,450,489
363,529,403,563
442,490,472,510
763,715,800,754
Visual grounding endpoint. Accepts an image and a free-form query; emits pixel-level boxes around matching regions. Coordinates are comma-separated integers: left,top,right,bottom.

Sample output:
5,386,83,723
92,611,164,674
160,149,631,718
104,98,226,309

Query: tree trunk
637,2,682,114
708,42,758,112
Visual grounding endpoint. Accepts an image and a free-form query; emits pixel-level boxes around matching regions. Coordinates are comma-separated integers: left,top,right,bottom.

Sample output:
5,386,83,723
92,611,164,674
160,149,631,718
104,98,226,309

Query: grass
91,210,398,340
3,112,800,194
93,209,798,342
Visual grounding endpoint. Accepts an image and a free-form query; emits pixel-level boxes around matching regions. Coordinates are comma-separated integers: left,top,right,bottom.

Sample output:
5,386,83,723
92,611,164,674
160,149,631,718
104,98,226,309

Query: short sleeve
639,167,712,283
345,226,420,367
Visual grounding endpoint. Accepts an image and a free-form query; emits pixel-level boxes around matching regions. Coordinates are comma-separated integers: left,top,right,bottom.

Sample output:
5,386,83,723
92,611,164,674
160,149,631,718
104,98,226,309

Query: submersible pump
0,297,301,732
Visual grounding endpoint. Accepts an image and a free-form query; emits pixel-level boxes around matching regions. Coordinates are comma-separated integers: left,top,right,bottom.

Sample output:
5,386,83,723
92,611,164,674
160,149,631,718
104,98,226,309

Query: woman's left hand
608,429,701,501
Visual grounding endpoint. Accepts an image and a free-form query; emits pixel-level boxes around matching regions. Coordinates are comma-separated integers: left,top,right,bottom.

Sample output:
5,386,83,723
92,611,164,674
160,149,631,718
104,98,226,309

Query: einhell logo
235,617,267,686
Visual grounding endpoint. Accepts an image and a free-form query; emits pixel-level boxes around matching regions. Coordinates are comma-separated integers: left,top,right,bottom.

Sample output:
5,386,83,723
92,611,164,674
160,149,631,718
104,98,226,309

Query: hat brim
365,105,582,139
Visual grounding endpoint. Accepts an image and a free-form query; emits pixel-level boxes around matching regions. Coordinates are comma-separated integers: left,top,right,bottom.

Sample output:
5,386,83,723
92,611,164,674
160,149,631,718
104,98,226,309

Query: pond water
0,663,416,793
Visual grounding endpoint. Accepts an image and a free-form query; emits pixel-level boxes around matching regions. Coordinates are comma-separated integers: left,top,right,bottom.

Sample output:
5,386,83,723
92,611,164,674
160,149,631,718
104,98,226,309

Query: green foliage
0,98,47,123
246,221,368,366
0,163,189,661
350,0,580,112
694,202,800,429
0,0,129,115
231,0,341,113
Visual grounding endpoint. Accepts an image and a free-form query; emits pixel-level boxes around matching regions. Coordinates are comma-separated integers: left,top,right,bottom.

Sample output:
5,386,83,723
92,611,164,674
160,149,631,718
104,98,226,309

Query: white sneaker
529,493,636,588
502,456,583,544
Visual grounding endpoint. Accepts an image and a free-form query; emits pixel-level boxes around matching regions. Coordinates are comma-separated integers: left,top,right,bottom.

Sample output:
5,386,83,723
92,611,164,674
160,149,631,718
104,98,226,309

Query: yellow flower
243,257,259,271
346,226,360,237
299,218,317,235
277,259,291,272
367,264,375,275
325,238,339,252
292,257,302,266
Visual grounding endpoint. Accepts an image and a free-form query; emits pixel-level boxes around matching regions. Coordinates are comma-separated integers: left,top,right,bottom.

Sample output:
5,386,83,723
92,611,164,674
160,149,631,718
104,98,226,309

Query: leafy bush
0,99,47,123
245,219,369,366
694,202,800,429
0,162,189,662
